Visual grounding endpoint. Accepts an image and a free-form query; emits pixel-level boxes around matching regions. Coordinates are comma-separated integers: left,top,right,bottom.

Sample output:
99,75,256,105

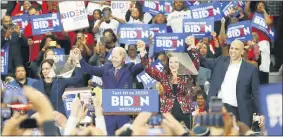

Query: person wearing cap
138,40,200,129
193,38,262,127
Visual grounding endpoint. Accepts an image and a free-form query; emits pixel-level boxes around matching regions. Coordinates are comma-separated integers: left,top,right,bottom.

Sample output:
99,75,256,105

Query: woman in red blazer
139,40,200,129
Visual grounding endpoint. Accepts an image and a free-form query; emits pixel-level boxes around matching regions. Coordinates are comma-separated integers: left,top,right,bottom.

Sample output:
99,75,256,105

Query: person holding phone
92,7,125,44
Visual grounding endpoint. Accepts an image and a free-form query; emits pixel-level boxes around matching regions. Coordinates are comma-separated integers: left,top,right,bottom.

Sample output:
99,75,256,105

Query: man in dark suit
191,39,263,127
74,47,145,135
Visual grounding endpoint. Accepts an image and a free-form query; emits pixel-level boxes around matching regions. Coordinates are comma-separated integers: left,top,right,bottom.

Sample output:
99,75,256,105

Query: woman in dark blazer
32,59,82,116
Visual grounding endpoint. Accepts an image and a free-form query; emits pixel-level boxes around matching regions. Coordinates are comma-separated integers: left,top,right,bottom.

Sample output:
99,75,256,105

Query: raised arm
186,36,218,71
138,40,165,82
73,48,105,77
244,0,252,17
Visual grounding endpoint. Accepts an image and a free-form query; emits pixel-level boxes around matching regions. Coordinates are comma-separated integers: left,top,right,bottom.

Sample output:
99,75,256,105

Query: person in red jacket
24,6,45,62
11,1,31,16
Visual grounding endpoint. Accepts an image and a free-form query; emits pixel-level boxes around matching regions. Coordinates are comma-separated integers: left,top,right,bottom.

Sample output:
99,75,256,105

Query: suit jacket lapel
108,67,116,82
222,57,230,79
237,60,246,87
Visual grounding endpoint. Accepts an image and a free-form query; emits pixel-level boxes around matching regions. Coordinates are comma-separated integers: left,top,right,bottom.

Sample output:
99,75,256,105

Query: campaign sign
118,24,150,44
226,21,253,44
268,27,275,41
102,89,159,113
53,48,66,66
183,18,214,38
111,1,130,21
190,2,223,21
136,59,164,88
222,2,239,17
185,1,200,6
59,1,89,32
259,83,282,136
136,71,157,89
143,1,164,15
148,24,167,43
91,75,103,88
30,13,62,35
160,1,173,15
250,13,270,36
62,94,76,117
12,14,29,32
236,1,246,11
154,33,187,53
1,44,9,75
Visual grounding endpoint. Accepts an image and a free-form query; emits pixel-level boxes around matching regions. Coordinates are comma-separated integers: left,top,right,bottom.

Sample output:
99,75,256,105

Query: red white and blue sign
161,1,173,15
63,94,76,117
226,20,253,44
148,24,167,43
136,59,163,88
154,33,187,53
118,24,150,44
12,14,29,32
259,83,282,136
143,1,164,15
1,44,9,75
102,89,159,113
53,48,65,65
221,1,239,17
190,2,223,21
30,13,63,35
183,17,214,38
250,12,273,40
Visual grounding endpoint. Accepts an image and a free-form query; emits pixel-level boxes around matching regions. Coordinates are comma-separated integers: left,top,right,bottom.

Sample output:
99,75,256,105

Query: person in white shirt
125,44,141,64
92,7,125,43
189,38,263,127
167,0,191,33
125,1,152,24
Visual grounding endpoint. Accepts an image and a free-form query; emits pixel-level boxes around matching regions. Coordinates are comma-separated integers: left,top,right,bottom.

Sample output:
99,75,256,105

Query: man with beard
167,0,191,33
9,66,37,88
1,16,12,46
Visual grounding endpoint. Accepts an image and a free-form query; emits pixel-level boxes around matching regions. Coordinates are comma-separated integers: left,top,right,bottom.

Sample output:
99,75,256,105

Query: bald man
195,39,261,127
74,47,145,135
1,16,12,45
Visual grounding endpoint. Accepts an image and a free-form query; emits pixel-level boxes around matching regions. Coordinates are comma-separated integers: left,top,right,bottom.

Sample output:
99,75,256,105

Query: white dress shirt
218,59,242,107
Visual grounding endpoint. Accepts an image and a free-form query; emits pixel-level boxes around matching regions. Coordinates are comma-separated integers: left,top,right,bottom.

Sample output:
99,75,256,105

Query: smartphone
78,93,95,112
49,41,57,47
200,113,224,127
19,118,38,129
147,113,163,126
209,97,223,113
1,108,12,120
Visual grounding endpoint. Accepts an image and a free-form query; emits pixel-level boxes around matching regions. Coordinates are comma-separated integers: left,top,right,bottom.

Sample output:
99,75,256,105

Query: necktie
115,69,119,80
